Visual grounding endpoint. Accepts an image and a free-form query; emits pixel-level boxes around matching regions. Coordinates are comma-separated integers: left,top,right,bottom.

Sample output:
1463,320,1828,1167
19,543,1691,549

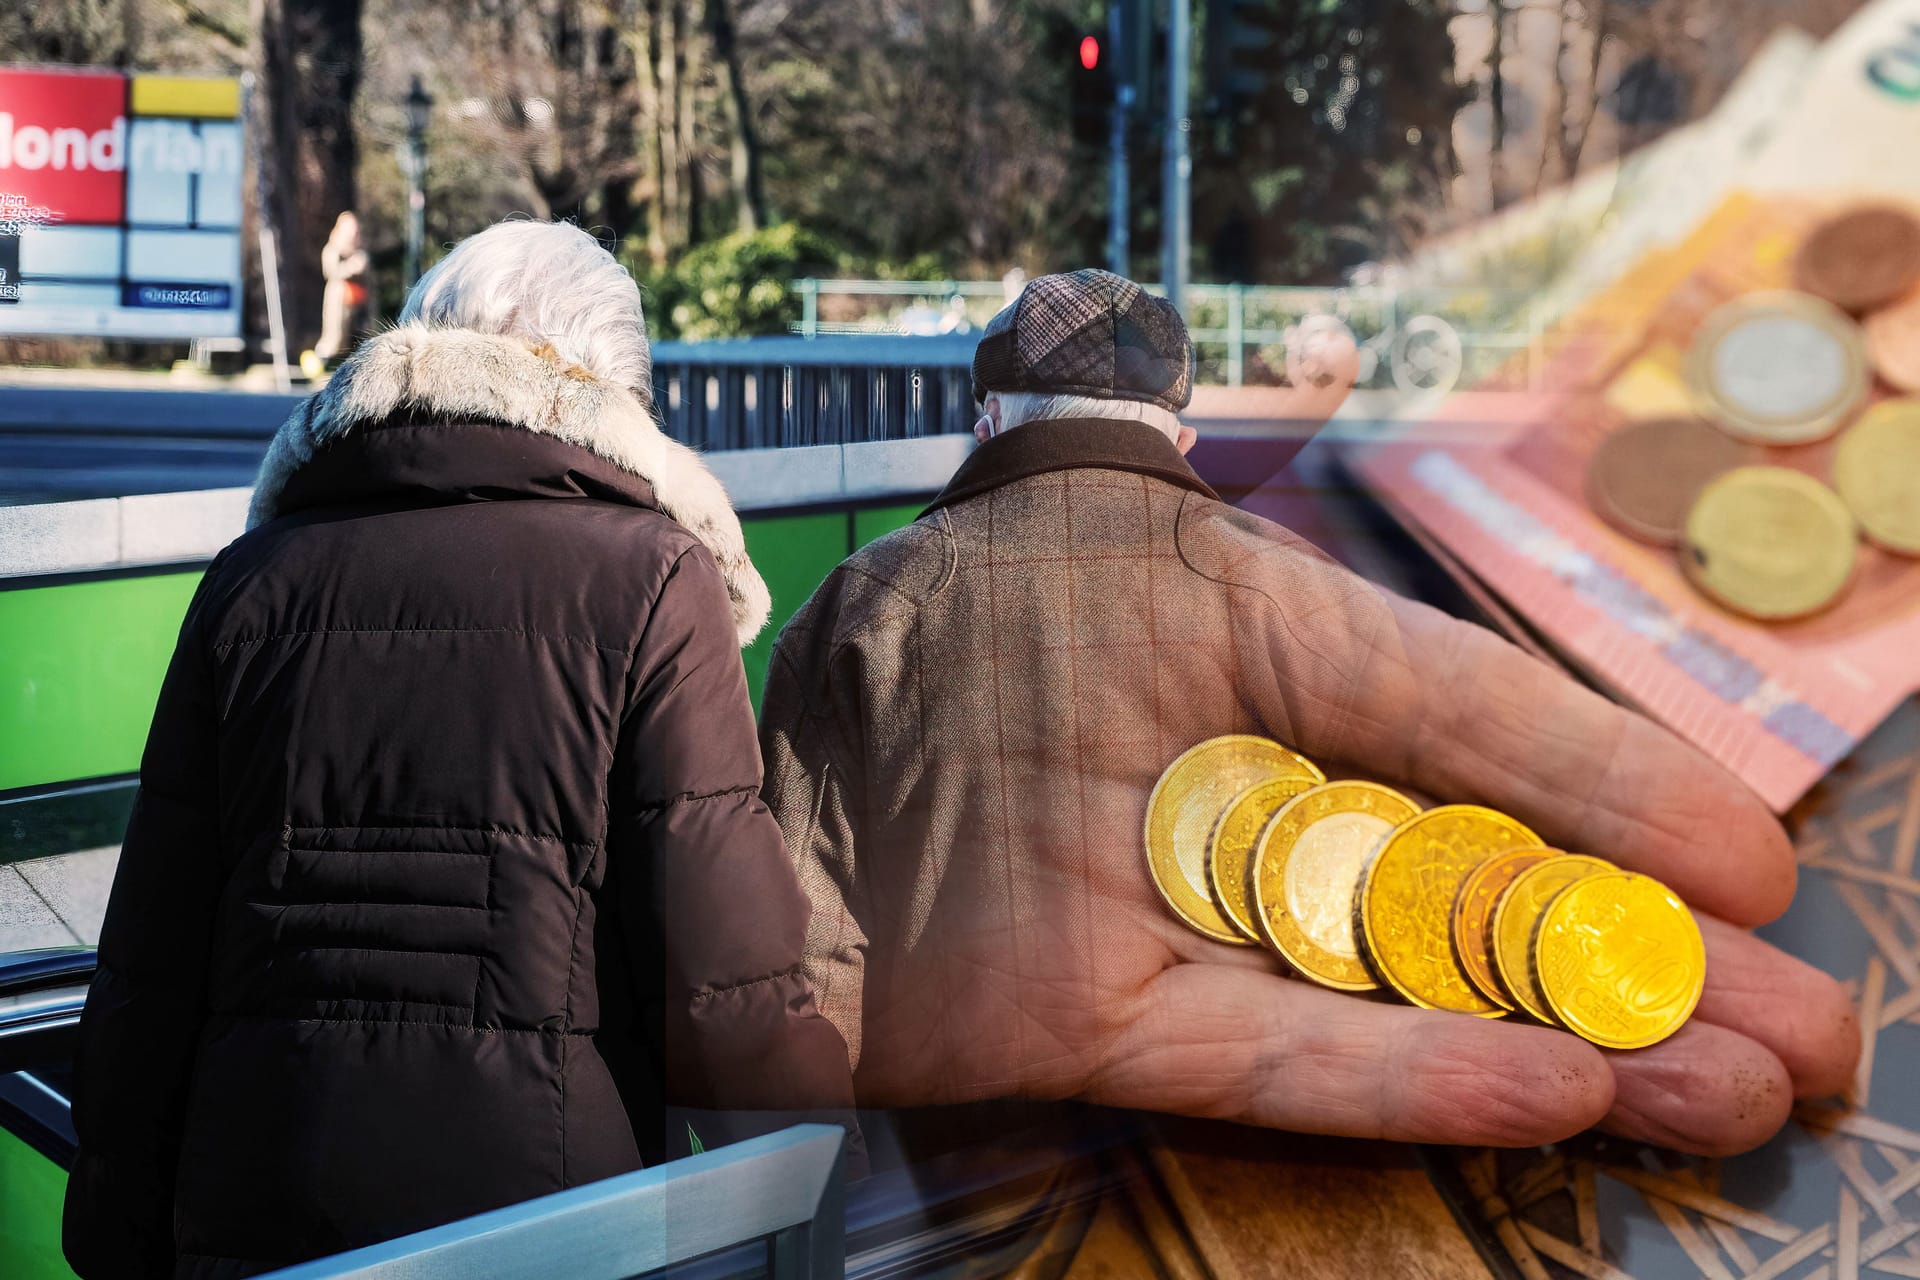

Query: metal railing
0,346,980,467
259,1123,848,1280
648,336,977,449
789,278,1547,393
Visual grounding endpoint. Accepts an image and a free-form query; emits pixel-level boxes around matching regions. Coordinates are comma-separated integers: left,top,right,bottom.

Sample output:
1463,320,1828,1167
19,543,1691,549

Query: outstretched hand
840,537,1858,1157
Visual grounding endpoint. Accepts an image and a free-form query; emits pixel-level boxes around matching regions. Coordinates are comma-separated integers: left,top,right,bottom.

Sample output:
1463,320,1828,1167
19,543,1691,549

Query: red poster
0,68,127,226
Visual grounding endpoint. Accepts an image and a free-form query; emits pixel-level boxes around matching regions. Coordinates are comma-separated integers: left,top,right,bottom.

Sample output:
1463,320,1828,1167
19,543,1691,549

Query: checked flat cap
972,269,1194,413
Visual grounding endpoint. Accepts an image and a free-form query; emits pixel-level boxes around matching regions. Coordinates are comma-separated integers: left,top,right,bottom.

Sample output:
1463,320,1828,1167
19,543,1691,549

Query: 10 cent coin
1535,871,1706,1050
1834,399,1920,556
1682,466,1859,620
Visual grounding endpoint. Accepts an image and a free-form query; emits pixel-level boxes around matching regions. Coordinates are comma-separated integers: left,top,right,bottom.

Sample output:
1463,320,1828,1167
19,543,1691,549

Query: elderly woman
63,221,856,1279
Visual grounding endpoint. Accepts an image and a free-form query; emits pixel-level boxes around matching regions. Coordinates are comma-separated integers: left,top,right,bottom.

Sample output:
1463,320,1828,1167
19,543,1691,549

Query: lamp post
402,76,433,288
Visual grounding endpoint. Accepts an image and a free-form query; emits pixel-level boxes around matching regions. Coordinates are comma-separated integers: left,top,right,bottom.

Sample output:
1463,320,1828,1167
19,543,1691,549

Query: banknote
1344,0,1920,809
1741,0,1920,200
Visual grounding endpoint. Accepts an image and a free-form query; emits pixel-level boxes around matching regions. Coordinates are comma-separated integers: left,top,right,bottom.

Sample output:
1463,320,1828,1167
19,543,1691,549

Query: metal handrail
789,278,1548,389
257,1123,847,1280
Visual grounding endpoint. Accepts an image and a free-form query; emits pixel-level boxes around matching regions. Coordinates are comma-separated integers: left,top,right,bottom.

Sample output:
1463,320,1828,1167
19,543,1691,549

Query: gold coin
1146,736,1324,944
1251,781,1420,991
1357,805,1542,1015
1682,466,1859,620
1834,400,1920,555
1535,871,1705,1050
1207,773,1326,942
1490,854,1615,1025
1450,848,1556,1011
1686,291,1869,444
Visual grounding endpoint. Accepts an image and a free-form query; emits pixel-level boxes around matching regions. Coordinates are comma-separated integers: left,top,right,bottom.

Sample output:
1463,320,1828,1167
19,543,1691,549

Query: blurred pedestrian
64,220,856,1279
311,211,369,370
759,268,1856,1164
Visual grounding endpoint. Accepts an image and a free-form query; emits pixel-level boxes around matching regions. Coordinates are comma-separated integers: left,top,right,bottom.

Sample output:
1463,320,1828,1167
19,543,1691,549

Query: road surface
0,385,299,505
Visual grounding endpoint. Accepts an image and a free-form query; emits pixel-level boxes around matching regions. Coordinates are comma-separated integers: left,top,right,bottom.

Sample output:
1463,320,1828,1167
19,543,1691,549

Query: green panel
0,574,202,793
0,503,931,797
851,503,924,549
739,513,855,710
0,1128,78,1280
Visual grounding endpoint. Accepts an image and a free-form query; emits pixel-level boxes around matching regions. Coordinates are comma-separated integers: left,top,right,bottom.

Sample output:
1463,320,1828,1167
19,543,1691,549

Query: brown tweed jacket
759,418,1383,1103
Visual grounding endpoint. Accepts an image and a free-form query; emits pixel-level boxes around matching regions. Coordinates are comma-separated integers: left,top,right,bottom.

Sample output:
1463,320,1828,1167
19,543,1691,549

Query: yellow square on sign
130,76,241,119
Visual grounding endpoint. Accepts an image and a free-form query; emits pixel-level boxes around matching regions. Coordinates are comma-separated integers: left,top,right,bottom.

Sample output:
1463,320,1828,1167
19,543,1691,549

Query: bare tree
707,0,765,231
252,0,363,352
1487,0,1509,210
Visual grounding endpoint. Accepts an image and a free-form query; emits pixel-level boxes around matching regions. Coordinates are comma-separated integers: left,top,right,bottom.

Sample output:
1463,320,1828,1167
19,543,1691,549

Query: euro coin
1207,772,1326,943
1686,292,1869,444
1535,871,1705,1050
1357,805,1542,1016
1251,780,1420,991
1834,400,1920,555
1490,854,1615,1025
1450,848,1556,1011
1585,418,1752,547
1864,287,1920,394
1682,467,1859,620
1793,205,1920,314
1146,736,1324,945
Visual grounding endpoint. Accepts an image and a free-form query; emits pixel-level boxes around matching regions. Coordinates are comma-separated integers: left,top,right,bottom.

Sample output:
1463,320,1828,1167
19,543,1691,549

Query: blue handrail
256,1123,847,1280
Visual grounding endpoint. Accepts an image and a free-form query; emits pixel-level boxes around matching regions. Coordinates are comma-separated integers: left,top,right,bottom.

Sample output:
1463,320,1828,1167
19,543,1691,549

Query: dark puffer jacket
63,328,857,1279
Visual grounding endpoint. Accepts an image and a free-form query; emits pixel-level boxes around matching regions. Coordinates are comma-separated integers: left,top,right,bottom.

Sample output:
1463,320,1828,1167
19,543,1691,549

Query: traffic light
1064,20,1109,150
1115,0,1156,120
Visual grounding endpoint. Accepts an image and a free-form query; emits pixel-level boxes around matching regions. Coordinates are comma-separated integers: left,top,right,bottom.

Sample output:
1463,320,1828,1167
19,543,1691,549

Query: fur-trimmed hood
249,325,771,644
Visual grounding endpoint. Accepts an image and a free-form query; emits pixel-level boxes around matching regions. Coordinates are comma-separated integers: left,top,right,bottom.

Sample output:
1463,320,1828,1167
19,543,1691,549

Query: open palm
797,517,1859,1158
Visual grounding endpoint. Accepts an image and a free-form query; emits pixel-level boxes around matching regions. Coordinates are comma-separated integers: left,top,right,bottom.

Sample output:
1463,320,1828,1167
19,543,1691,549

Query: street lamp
402,76,433,288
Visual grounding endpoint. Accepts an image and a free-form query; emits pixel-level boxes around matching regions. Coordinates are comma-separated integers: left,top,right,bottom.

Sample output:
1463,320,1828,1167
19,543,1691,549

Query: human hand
841,531,1858,1157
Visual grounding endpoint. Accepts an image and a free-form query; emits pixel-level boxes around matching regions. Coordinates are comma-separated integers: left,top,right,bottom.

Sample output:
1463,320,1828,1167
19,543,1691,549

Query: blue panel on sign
121,281,232,310
0,235,19,304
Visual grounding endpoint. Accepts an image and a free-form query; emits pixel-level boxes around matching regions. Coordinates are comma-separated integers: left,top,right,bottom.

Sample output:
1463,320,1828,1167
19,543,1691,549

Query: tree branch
166,0,248,50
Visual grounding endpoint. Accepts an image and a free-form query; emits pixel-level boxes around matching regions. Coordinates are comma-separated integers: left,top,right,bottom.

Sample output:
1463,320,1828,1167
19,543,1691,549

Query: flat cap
971,269,1194,413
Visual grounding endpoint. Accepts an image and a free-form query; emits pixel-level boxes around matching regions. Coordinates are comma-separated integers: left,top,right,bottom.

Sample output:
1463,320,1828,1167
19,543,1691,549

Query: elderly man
760,268,1857,1160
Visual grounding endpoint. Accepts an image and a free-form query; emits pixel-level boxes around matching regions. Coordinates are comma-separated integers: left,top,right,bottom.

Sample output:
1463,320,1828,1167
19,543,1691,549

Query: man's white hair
399,221,652,394
992,391,1182,440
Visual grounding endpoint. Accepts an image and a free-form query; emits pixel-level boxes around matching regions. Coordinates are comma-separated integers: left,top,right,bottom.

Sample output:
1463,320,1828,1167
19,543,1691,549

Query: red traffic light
1079,35,1100,71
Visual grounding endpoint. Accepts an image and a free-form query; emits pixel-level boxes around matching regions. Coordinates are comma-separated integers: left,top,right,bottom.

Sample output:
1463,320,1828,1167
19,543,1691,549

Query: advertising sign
0,66,244,339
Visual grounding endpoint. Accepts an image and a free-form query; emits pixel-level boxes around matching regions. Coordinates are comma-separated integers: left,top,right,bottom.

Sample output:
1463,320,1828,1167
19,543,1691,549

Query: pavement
0,846,116,950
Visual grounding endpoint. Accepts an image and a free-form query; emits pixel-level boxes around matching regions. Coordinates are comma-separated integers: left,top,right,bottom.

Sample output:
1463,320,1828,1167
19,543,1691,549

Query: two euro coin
1145,735,1705,1050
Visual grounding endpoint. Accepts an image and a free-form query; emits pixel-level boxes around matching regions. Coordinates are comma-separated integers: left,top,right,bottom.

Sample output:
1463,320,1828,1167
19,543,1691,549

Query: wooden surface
1023,1119,1494,1280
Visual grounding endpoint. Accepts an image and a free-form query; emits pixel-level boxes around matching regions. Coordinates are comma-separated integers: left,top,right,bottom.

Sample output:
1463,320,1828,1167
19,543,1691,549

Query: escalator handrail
256,1123,847,1280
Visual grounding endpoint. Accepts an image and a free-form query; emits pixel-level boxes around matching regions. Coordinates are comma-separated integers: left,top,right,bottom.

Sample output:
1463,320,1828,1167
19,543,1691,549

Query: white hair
992,391,1183,441
399,221,652,394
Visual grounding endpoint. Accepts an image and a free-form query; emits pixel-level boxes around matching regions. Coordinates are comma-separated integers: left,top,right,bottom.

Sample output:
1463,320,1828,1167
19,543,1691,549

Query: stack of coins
1585,202,1920,622
1145,735,1706,1051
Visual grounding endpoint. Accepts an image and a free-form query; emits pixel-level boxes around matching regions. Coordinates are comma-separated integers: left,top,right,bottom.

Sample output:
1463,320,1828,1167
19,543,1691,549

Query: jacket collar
248,325,770,644
922,417,1219,517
